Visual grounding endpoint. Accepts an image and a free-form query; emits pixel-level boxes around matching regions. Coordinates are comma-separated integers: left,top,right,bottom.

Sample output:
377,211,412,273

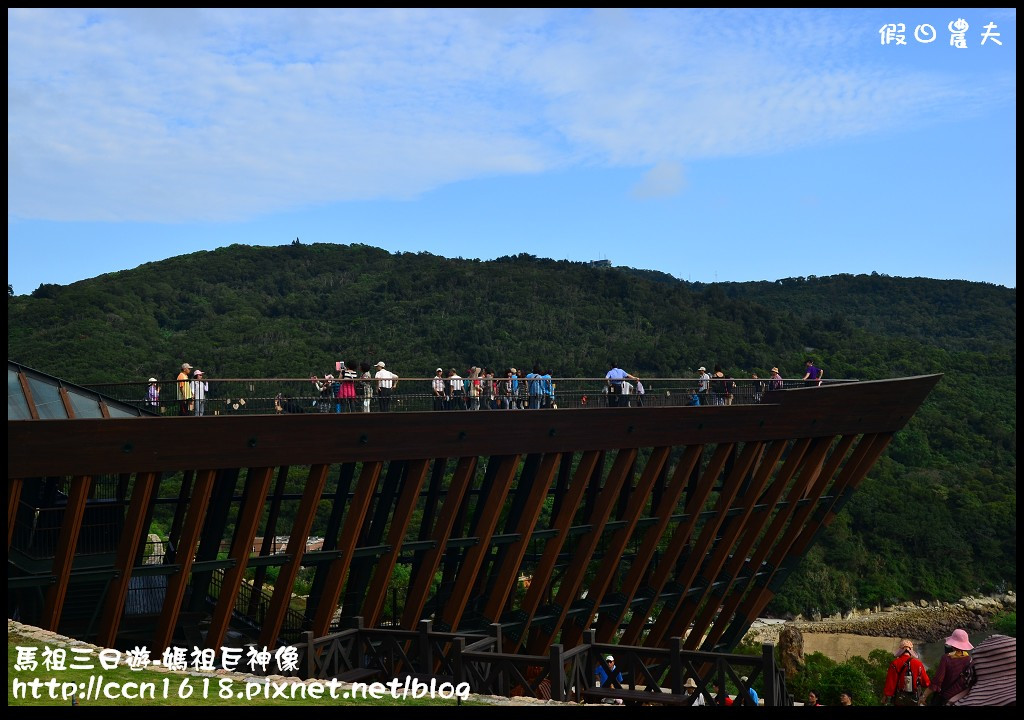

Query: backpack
894,657,921,704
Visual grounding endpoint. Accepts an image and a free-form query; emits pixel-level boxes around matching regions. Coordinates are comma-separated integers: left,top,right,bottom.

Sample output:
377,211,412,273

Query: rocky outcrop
777,626,805,681
745,593,1015,646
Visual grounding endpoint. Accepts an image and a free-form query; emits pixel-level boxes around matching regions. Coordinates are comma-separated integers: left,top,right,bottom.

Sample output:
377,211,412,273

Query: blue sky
7,8,1017,295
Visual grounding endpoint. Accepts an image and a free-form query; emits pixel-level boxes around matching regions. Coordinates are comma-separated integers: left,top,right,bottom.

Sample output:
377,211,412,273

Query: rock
778,626,804,681
920,599,929,608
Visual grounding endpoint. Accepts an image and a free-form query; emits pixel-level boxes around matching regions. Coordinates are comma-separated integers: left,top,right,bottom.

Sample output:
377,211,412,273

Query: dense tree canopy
7,243,1016,614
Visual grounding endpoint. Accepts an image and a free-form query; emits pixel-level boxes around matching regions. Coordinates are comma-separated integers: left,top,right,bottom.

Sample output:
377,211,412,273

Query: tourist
838,690,853,706
739,675,759,705
594,654,625,704
920,628,973,706
712,681,733,706
682,677,706,706
374,361,398,412
769,366,784,392
605,362,639,407
806,689,823,706
146,377,160,411
191,369,208,416
882,638,930,706
339,360,358,412
697,366,711,403
176,362,193,415
803,358,824,386
359,361,374,412
431,368,446,411
448,368,464,410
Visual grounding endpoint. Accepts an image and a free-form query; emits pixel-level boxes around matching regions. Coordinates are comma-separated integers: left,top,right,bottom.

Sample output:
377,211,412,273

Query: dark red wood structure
7,370,940,662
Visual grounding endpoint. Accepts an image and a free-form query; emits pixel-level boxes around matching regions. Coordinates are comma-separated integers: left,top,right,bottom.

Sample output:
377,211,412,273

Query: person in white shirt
374,361,398,412
191,370,209,416
431,368,446,411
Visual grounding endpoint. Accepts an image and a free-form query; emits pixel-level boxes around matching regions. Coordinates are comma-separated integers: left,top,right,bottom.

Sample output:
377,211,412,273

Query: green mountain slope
7,242,1016,615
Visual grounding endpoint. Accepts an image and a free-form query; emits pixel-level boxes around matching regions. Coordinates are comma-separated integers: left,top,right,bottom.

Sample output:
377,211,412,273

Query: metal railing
82,376,853,416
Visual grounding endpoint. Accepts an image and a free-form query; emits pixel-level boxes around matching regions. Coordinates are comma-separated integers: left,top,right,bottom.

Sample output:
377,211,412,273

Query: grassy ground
8,627,477,707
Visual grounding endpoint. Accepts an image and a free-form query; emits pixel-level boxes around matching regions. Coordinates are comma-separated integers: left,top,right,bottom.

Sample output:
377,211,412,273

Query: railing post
453,637,467,689
670,636,683,694
762,643,775,707
490,623,505,697
302,630,315,679
549,643,565,702
581,628,596,692
418,619,433,674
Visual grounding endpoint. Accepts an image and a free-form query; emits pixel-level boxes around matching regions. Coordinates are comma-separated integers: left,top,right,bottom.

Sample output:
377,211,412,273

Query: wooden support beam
206,467,273,649
507,450,600,653
481,452,561,622
312,461,384,636
40,478,93,630
400,457,477,629
593,444,702,641
437,455,521,632
97,473,158,646
154,471,215,652
618,443,733,646
361,459,431,627
526,447,638,654
8,478,23,549
560,446,670,647
259,464,330,648
644,441,764,648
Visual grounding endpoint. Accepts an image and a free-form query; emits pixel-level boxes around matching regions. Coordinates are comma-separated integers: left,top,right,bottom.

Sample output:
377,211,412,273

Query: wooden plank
507,450,600,653
526,447,638,654
8,478,22,549
560,447,670,647
618,443,733,646
643,442,764,648
593,444,702,642
312,461,384,636
360,459,431,627
206,467,273,649
437,455,521,632
40,478,92,630
481,452,561,622
155,471,215,651
259,464,330,648
97,473,158,646
400,457,477,628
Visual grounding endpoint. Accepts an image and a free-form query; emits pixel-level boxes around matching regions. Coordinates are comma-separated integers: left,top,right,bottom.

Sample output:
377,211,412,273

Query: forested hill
6,242,1017,614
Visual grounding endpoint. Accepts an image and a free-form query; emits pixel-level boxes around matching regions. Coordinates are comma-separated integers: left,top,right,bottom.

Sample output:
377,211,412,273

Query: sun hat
375,361,386,368
193,370,204,376
436,368,443,372
771,367,779,373
698,366,706,372
605,655,614,662
148,377,158,383
945,628,973,651
897,638,919,657
181,363,192,370
683,678,698,689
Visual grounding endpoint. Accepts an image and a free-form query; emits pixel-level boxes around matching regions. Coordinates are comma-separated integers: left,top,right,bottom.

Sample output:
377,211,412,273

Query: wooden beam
206,467,273,649
360,459,431,627
40,478,92,630
560,446,670,647
96,473,157,646
8,478,22,549
437,454,521,632
312,461,384,636
481,452,561,622
154,471,215,652
400,457,477,629
258,464,330,648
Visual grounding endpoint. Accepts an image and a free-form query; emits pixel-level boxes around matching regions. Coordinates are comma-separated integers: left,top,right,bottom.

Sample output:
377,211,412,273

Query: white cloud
631,162,686,199
7,8,1014,223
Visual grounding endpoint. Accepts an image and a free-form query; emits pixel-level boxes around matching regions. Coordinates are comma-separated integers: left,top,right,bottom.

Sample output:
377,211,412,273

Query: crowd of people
149,358,826,415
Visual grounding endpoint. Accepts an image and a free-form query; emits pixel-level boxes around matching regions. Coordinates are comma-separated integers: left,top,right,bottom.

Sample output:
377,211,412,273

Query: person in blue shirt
740,676,760,705
594,654,624,689
605,363,639,407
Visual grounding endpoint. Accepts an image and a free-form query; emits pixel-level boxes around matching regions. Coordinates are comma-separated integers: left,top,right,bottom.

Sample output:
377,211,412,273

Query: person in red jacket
883,638,930,706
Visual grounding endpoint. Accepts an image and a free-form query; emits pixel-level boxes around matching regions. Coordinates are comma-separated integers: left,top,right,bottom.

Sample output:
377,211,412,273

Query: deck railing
83,376,853,416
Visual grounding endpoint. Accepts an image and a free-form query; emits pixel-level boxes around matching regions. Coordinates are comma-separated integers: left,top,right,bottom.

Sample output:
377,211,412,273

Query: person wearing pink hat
882,638,930,706
920,629,974,706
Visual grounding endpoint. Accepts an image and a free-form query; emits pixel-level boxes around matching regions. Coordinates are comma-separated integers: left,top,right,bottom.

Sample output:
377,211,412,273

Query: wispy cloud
7,8,1014,223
